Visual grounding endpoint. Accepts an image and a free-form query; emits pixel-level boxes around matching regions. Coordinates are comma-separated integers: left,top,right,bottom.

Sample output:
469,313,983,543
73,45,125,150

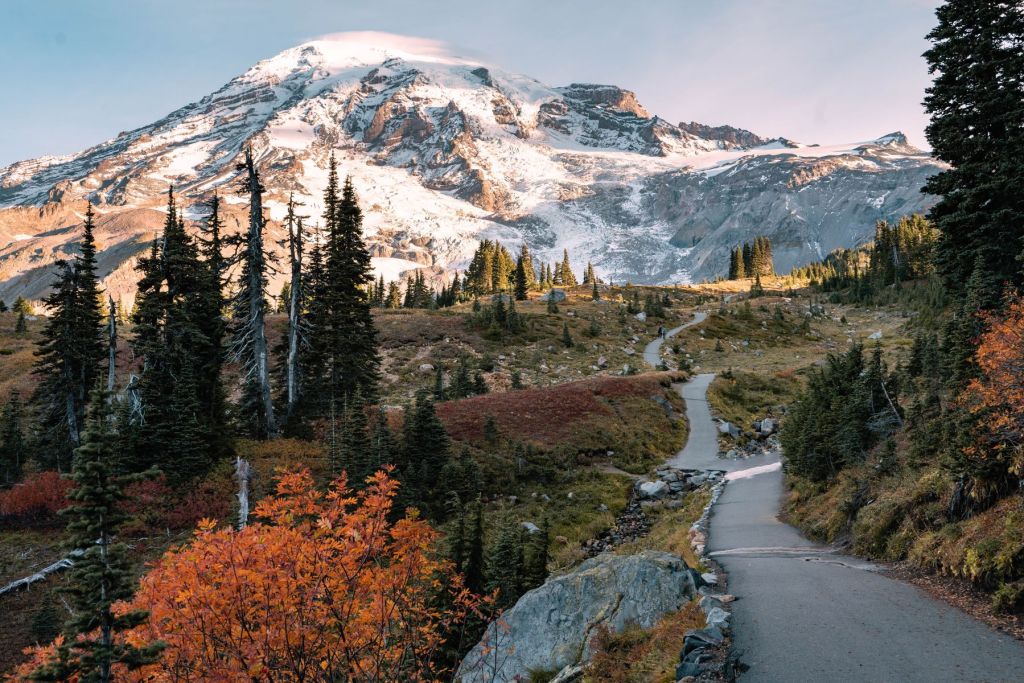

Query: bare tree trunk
238,147,277,438
286,208,304,417
235,456,252,529
107,295,117,393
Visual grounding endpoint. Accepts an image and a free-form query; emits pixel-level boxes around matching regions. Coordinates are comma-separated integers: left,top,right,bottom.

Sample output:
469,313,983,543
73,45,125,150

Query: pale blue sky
0,0,940,165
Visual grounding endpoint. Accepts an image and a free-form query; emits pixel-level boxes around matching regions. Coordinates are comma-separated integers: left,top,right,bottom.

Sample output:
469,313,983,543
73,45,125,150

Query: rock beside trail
456,551,697,682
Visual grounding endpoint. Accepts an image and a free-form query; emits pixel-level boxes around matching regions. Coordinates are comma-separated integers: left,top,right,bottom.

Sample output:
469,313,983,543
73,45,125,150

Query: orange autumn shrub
13,468,483,682
961,294,1024,478
0,471,71,525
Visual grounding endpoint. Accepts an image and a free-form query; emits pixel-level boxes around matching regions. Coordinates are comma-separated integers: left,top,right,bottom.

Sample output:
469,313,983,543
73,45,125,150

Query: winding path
642,311,708,368
661,364,1024,681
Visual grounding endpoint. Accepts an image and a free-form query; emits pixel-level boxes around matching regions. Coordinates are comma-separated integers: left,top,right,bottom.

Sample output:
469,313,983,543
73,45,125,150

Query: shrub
0,471,71,524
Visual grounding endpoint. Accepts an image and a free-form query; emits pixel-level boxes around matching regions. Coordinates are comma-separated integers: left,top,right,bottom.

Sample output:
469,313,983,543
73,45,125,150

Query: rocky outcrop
456,550,698,682
677,121,768,149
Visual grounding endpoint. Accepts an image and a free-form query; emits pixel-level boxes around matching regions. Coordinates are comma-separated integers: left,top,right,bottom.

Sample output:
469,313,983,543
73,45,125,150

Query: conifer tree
464,500,486,594
923,0,1024,293
0,390,26,486
14,295,33,315
385,281,402,309
487,514,526,608
525,517,550,589
308,168,380,410
15,310,26,333
231,148,277,438
339,391,371,485
561,321,574,348
32,206,105,471
519,244,536,289
513,256,529,301
30,391,162,682
0,299,7,312
559,249,578,287
131,190,225,480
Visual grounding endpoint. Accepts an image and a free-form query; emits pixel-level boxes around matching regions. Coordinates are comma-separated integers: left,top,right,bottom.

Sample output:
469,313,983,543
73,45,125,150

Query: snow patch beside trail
725,461,782,481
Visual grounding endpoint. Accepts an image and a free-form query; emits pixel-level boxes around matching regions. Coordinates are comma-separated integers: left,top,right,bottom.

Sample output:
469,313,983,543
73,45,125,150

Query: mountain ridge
0,32,943,304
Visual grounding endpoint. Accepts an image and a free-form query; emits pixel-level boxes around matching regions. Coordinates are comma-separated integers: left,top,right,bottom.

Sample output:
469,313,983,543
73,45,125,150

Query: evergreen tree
559,249,578,287
464,500,486,594
32,204,106,471
519,244,536,290
13,295,33,315
193,195,229,453
513,256,529,301
307,169,380,411
231,148,277,438
943,255,1002,388
399,389,452,517
487,514,526,608
561,322,574,348
15,310,26,333
0,390,26,486
525,517,550,589
30,391,162,682
450,356,474,399
370,406,395,473
0,299,6,312
339,391,371,485
130,190,224,481
742,242,753,275
433,362,446,401
385,281,402,309
923,0,1024,293
591,279,600,301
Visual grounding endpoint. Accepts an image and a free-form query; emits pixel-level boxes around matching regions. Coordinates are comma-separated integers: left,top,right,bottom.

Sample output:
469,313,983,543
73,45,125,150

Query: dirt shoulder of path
886,562,1024,641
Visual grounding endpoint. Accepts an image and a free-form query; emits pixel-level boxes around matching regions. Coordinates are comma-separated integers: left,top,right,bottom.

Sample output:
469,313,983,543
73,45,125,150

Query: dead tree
231,147,277,438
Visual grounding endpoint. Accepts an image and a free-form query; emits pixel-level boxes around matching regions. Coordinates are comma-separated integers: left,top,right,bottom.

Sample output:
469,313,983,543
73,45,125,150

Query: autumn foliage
14,468,484,682
0,471,71,524
961,294,1024,478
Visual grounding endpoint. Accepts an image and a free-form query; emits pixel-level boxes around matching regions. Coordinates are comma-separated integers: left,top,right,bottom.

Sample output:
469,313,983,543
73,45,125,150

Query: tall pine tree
30,391,162,682
923,1,1024,293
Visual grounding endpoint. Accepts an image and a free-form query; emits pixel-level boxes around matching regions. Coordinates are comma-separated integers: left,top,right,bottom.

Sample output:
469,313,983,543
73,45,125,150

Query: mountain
0,32,943,305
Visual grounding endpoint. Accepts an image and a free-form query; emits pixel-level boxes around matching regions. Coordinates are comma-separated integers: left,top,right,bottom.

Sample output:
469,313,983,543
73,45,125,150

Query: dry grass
584,600,706,683
616,489,712,571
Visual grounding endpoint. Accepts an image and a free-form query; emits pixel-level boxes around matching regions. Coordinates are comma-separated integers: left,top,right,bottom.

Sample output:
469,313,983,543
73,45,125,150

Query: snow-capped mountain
0,32,942,303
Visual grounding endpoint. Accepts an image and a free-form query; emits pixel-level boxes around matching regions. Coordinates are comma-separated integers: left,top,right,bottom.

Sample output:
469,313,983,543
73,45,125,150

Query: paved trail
642,311,708,368
666,372,1024,682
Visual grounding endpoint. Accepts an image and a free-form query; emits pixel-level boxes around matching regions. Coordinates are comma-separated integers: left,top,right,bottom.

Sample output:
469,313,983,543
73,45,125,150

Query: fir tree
30,391,162,682
525,517,550,589
400,389,452,517
15,309,26,334
513,256,529,301
923,0,1024,293
0,390,26,486
559,248,578,287
339,391,371,485
13,295,33,315
279,195,306,422
464,500,486,594
519,244,536,289
308,170,380,410
385,281,402,309
487,514,526,608
31,204,106,471
561,321,574,348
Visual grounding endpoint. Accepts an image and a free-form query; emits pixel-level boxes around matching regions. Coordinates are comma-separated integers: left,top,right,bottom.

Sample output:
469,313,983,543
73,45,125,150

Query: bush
0,471,71,524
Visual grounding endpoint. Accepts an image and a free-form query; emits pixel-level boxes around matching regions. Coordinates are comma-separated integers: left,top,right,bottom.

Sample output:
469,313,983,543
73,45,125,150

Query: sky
0,0,940,166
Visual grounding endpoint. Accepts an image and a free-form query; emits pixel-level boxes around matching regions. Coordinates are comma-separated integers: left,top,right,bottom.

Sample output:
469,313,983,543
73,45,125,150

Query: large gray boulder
456,551,697,682
540,288,567,303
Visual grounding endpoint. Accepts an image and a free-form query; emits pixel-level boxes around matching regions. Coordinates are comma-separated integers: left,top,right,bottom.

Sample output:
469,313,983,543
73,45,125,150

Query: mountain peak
252,32,477,78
